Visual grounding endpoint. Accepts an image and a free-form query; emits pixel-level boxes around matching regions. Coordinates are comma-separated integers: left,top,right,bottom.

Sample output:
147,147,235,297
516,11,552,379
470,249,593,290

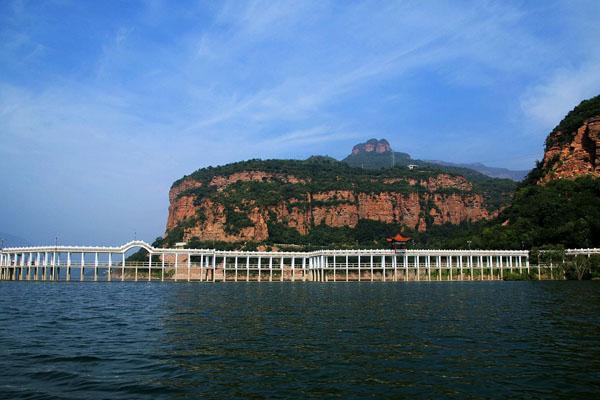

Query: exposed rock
351,138,391,155
165,170,497,243
166,177,202,231
183,199,270,242
539,116,600,183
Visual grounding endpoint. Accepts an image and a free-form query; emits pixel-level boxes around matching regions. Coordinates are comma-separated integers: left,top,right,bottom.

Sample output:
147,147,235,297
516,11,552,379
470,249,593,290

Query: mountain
469,95,600,249
343,138,528,181
163,156,516,250
342,139,412,169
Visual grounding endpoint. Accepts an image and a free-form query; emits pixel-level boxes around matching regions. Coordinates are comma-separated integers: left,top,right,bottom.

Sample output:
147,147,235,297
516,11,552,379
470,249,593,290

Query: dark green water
0,282,598,399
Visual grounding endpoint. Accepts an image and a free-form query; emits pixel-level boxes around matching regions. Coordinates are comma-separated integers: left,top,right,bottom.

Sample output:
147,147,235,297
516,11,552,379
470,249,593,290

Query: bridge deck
0,240,593,282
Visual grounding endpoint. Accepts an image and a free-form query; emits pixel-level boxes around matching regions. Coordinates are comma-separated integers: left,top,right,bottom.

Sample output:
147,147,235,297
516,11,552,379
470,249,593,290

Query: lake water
0,282,598,399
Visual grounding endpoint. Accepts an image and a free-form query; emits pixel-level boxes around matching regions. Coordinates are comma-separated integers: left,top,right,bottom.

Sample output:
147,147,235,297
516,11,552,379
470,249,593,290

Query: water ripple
0,281,598,399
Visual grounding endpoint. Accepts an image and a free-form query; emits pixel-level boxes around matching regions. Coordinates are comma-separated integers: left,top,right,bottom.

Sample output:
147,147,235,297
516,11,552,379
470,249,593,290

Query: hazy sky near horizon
1,0,600,246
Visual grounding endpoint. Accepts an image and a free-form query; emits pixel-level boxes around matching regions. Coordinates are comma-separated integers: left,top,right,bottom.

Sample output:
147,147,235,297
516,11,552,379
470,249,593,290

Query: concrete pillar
80,252,84,281
416,255,420,281
67,252,71,281
199,254,204,282
291,257,295,282
25,253,31,280
358,255,361,282
370,254,374,282
94,252,98,282
280,257,284,282
235,256,239,282
381,255,386,282
174,253,178,282
269,256,273,282
302,257,306,282
161,253,165,282
469,255,474,280
427,255,431,281
258,257,262,282
187,253,191,282
212,254,217,282
518,255,523,274
35,252,40,280
404,254,408,281
121,253,125,281
56,252,61,280
246,256,250,282
26,253,32,280
148,253,152,282
50,251,55,281
108,253,112,282
345,255,349,282
448,256,453,281
223,256,227,282
478,256,482,281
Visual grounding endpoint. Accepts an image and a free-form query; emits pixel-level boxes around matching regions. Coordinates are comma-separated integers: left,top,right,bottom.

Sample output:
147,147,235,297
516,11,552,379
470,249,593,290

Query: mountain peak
351,138,391,155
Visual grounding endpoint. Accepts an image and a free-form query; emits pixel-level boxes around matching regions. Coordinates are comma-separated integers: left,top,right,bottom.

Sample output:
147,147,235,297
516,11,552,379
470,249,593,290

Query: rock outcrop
351,138,391,155
539,116,600,183
535,94,600,184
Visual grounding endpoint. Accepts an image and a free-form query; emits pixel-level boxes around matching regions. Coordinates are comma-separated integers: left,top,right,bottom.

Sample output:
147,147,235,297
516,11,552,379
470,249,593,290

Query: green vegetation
470,177,600,250
548,94,600,147
342,150,412,169
164,155,516,249
523,95,600,184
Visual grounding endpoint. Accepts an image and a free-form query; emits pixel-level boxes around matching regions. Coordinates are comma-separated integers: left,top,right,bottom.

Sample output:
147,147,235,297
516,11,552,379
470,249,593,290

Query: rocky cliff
351,138,392,154
533,95,600,184
471,94,600,250
164,158,514,248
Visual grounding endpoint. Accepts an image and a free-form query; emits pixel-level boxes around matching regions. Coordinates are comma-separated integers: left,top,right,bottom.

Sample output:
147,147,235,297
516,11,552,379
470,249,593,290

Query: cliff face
539,116,600,183
535,95,600,184
165,158,512,245
351,138,391,155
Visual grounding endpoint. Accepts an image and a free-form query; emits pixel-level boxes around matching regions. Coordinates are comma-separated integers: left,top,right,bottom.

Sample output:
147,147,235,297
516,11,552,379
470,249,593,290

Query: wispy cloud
520,61,600,130
1,0,599,243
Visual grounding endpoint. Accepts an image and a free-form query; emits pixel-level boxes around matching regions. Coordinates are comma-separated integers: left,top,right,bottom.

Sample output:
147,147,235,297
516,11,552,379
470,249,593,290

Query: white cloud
520,61,600,130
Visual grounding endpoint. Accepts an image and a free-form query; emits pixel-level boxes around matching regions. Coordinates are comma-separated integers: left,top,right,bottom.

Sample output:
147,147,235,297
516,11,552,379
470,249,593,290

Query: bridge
0,240,572,282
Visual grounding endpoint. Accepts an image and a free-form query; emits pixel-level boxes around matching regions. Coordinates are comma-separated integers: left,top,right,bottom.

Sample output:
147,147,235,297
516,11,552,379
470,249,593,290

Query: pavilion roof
386,233,411,243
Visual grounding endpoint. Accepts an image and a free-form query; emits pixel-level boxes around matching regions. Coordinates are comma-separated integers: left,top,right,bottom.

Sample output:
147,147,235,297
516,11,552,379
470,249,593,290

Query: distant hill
424,161,528,181
342,138,528,181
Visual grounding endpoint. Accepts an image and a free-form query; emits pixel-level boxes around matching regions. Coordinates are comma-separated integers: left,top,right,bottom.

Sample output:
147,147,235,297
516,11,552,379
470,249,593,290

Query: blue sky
1,0,599,246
